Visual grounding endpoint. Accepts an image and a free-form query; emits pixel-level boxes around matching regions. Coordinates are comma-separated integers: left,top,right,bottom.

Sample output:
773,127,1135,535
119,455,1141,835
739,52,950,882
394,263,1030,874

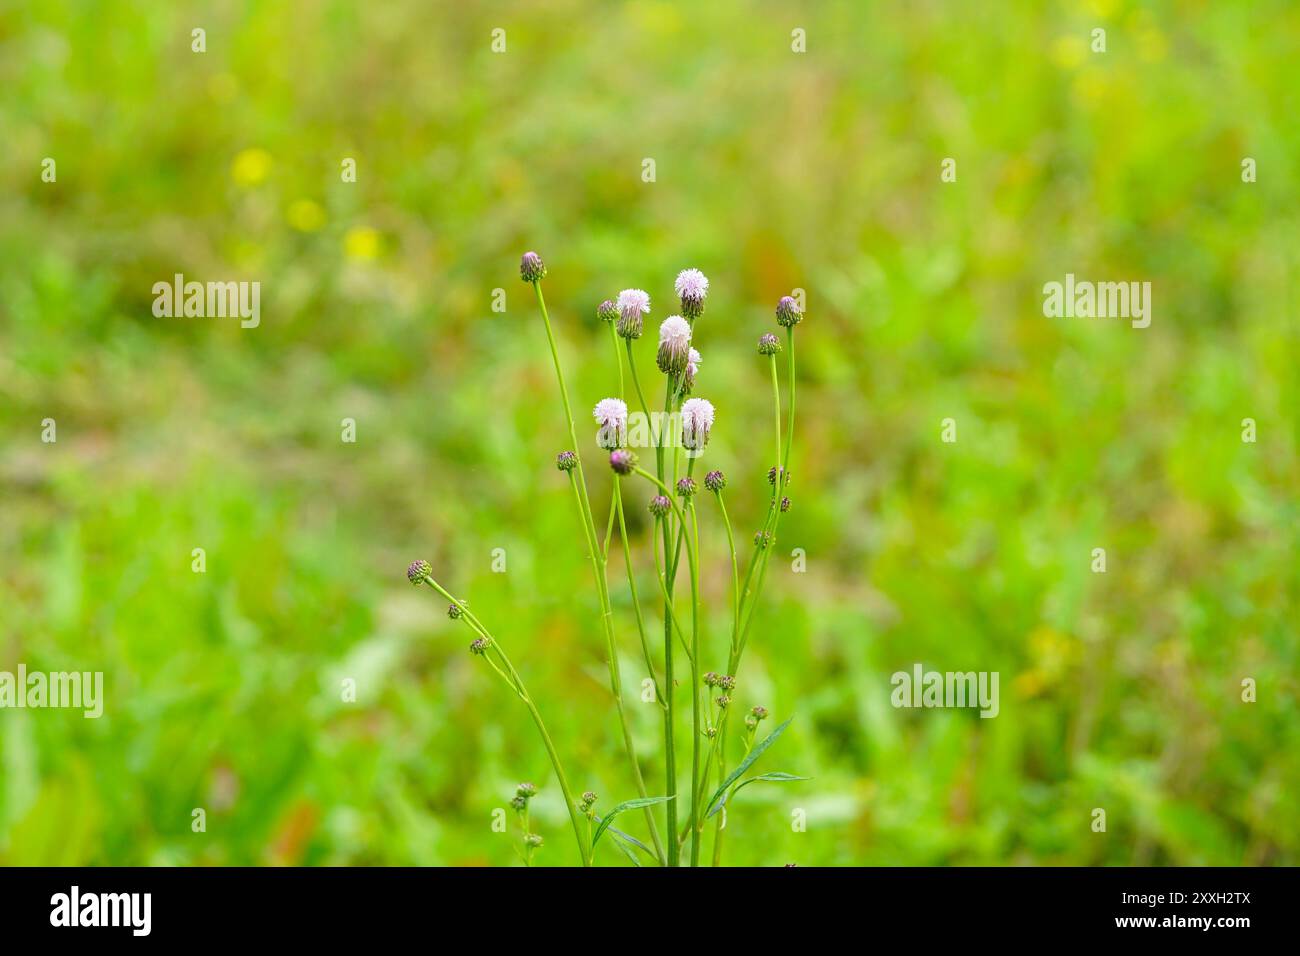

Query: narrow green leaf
706,771,810,818
590,795,674,850
705,716,794,815
608,832,643,867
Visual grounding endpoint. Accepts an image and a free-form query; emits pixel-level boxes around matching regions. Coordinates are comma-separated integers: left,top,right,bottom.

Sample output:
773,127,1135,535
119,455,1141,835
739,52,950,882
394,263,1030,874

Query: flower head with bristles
616,289,650,340
683,347,701,393
676,476,697,498
609,449,638,475
758,332,782,355
675,268,709,319
649,494,671,517
596,299,618,324
656,316,692,376
592,397,628,449
556,450,577,472
520,251,546,283
680,397,715,451
776,294,803,328
407,559,431,585
704,469,726,492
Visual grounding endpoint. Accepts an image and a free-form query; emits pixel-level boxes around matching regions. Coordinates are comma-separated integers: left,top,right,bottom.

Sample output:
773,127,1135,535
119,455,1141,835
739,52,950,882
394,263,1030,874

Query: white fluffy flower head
593,397,629,449
616,289,651,316
658,315,691,348
675,269,708,300
681,397,715,451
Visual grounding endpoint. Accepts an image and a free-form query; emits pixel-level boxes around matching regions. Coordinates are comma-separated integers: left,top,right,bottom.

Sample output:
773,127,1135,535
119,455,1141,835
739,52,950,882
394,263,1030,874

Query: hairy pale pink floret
681,397,715,438
687,348,701,374
616,289,651,316
592,397,629,429
659,315,691,347
675,268,709,301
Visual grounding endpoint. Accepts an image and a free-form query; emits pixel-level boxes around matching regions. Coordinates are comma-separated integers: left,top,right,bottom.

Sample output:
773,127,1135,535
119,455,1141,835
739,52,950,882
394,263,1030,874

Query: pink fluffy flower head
657,315,692,376
680,397,715,452
675,268,709,319
592,397,629,449
616,289,650,340
683,347,702,393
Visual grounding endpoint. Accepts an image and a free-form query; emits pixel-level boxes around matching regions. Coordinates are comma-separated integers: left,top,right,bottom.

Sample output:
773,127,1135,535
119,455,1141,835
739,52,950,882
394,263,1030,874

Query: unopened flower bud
780,496,791,513
597,299,619,323
676,476,696,498
758,332,781,355
470,637,491,655
745,715,758,731
447,603,462,620
718,674,736,691
524,833,544,848
649,495,671,517
751,705,768,721
516,782,538,799
510,795,527,811
407,559,431,585
609,449,638,475
754,530,772,549
767,465,789,487
556,450,578,472
776,295,803,328
704,469,726,492
703,672,719,687
716,695,731,709
520,251,546,283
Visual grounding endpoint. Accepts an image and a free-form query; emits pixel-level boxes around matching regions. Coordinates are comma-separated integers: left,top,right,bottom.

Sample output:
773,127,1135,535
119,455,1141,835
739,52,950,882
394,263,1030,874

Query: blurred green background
1,0,1297,866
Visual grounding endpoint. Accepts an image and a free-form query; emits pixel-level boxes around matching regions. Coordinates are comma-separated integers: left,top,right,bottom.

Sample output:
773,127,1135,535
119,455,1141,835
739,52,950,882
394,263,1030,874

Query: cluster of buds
511,782,537,811
578,791,598,817
745,705,769,732
767,465,789,487
704,672,736,691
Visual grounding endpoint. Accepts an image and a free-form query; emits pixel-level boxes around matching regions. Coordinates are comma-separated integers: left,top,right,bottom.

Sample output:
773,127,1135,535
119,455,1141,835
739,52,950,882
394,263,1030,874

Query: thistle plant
407,253,807,866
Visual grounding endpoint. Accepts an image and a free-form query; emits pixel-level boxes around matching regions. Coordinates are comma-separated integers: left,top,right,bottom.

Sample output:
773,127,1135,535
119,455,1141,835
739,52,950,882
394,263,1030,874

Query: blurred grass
0,0,1297,865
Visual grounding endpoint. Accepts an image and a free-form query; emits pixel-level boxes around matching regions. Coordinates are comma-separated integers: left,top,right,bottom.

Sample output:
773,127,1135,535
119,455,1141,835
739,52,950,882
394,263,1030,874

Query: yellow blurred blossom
287,199,326,232
344,226,381,260
231,148,272,186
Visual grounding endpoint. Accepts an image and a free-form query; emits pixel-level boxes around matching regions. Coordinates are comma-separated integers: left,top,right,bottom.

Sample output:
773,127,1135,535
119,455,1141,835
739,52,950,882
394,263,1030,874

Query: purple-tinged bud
520,251,546,283
716,695,731,709
676,476,697,498
754,530,772,549
407,559,431,585
758,332,782,355
596,299,618,323
556,450,578,472
703,672,719,687
780,496,791,513
718,674,736,691
649,495,671,517
609,449,638,475
675,268,709,320
767,465,789,487
704,469,726,493
448,603,462,620
751,705,768,721
776,295,803,328
470,637,491,655
657,316,692,375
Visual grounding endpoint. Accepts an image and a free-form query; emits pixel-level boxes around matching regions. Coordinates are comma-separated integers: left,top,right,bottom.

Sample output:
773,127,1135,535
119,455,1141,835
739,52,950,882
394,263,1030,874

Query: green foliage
1,1,1297,866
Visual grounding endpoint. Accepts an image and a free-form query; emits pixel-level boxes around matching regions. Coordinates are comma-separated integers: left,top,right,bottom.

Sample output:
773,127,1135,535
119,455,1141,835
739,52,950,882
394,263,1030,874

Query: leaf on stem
590,795,675,851
704,716,794,816
705,771,810,819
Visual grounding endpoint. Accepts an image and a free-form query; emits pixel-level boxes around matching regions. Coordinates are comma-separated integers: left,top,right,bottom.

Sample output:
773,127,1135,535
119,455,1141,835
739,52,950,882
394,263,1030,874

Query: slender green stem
655,382,679,865
687,495,702,867
421,575,590,865
614,479,666,710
